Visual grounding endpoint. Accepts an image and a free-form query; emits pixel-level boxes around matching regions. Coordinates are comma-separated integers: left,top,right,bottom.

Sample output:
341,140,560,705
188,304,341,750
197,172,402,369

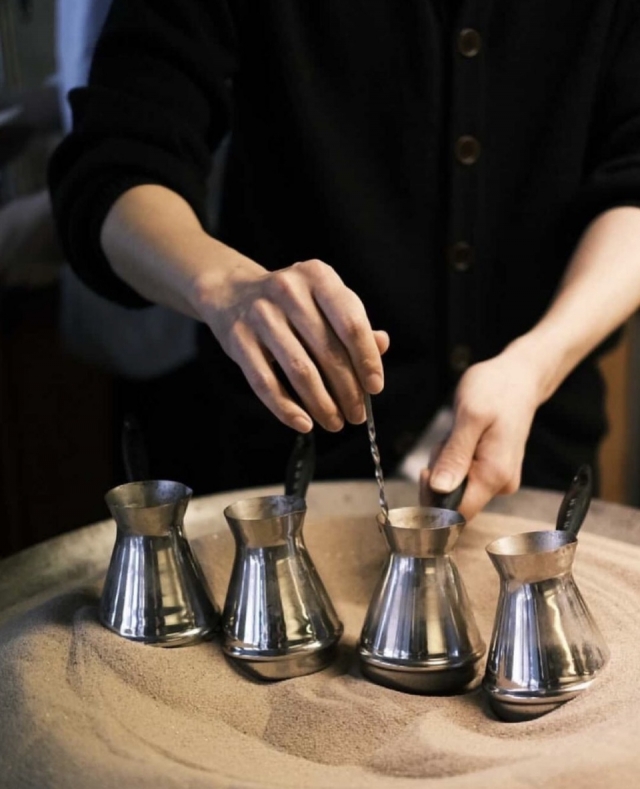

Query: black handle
121,414,150,483
425,477,468,512
284,431,316,499
556,464,593,537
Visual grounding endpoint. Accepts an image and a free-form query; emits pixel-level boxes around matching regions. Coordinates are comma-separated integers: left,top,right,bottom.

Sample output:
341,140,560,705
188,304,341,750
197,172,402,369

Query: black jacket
48,0,640,490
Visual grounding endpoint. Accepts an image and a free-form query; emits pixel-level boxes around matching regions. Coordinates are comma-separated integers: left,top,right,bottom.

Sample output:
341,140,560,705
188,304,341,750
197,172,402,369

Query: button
457,28,482,57
455,135,481,165
448,242,473,272
450,345,471,373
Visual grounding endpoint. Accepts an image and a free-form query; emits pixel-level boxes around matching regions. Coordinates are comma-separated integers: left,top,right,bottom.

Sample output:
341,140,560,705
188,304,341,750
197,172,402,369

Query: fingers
455,435,523,523
225,323,314,433
302,261,385,394
427,409,523,522
253,308,348,431
420,350,541,522
264,278,367,425
421,432,482,518
212,257,388,433
429,414,480,495
424,449,504,524
264,260,387,425
374,330,390,355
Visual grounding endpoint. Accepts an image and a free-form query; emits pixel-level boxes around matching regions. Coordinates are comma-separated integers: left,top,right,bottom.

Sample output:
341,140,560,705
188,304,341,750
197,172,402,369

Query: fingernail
293,416,313,433
328,414,345,432
366,372,384,394
430,471,454,492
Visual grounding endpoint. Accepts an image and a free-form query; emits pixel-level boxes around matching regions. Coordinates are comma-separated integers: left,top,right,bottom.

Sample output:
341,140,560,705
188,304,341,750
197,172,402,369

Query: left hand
420,342,548,522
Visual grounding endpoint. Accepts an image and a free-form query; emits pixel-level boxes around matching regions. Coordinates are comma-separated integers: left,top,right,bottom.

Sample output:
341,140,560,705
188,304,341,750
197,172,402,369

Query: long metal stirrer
364,393,390,525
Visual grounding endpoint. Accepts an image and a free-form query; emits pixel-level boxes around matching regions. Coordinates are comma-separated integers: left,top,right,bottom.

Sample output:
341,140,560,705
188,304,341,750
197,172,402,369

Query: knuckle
502,475,521,494
298,258,335,281
482,457,514,490
305,258,325,273
501,465,522,493
359,353,379,374
341,314,366,340
287,355,313,381
457,401,489,425
248,297,272,322
246,368,272,398
268,271,296,299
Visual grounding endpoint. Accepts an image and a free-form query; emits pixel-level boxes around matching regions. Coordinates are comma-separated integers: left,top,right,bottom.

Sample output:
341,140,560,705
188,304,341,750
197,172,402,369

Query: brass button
448,242,473,272
455,135,481,165
458,28,482,57
450,344,471,373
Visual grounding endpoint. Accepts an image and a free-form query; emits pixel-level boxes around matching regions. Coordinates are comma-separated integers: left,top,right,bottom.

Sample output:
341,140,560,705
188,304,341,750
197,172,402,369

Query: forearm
100,183,265,320
504,206,640,402
100,182,387,434
427,206,640,515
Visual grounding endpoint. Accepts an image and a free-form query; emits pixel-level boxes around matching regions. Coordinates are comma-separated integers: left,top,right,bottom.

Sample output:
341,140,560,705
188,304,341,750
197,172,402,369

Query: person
48,0,640,520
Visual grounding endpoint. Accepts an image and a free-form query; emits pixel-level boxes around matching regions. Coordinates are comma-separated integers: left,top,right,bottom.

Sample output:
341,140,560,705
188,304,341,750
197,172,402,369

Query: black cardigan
48,0,640,489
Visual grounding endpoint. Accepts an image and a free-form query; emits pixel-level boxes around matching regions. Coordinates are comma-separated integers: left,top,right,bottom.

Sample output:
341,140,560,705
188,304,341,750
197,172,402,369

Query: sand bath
0,483,639,789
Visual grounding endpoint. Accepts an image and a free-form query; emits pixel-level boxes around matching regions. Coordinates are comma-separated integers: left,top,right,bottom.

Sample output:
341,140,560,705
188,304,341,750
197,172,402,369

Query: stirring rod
364,392,390,525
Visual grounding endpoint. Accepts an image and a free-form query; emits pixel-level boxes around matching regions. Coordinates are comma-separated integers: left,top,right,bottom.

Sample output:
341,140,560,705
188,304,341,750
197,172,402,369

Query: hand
420,341,548,521
196,257,390,432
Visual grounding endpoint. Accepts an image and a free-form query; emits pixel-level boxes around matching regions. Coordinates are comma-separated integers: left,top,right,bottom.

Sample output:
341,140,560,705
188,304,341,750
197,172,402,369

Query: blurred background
1,0,639,559
1,0,117,559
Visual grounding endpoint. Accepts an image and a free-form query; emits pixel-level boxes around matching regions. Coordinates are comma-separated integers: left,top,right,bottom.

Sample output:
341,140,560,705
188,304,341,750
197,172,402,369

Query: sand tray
1,480,639,789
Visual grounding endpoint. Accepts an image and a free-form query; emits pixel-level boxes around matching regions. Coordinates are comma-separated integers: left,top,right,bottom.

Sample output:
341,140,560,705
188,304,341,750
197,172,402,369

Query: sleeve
565,2,640,241
48,0,238,307
54,0,113,132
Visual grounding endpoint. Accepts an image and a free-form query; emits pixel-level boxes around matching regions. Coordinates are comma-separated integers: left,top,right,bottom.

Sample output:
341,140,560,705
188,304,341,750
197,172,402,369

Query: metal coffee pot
221,494,343,680
482,529,609,721
358,504,485,694
99,480,220,646
482,466,609,721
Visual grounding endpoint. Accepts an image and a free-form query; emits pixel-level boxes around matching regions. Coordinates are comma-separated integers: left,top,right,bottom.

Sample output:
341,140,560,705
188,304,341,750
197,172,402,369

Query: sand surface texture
0,510,639,789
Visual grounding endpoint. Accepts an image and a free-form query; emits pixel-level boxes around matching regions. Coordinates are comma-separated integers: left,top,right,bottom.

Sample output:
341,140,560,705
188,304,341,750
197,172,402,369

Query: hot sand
1,509,639,789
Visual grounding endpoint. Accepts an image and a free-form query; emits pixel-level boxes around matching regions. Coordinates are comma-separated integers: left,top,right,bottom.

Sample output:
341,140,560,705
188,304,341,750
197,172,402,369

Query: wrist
500,329,573,406
187,238,266,317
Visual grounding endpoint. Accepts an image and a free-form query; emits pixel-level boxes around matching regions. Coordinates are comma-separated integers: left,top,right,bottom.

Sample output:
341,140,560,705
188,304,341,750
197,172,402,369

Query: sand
1,511,639,789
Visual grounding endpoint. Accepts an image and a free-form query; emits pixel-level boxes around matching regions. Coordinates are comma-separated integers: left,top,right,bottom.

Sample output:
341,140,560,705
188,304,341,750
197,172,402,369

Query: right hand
419,340,549,521
194,257,390,433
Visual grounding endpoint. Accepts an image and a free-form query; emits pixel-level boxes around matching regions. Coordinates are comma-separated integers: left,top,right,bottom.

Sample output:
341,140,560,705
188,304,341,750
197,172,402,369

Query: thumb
429,419,481,493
